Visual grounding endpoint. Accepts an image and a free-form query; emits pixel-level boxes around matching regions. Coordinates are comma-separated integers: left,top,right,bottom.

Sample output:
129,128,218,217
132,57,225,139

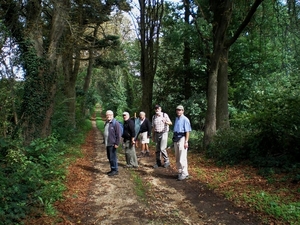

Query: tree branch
226,0,264,47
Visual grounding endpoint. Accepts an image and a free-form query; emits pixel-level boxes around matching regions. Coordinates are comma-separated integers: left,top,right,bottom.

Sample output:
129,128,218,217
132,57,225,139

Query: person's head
154,104,162,114
106,110,114,121
139,111,146,119
122,111,130,121
176,105,184,116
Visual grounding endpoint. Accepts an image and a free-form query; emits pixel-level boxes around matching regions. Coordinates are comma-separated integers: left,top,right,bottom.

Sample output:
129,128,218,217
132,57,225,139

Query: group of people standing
103,104,192,181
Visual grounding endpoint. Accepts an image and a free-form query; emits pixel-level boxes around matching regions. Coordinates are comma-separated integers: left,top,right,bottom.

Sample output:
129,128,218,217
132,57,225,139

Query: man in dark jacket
104,110,121,176
122,112,138,168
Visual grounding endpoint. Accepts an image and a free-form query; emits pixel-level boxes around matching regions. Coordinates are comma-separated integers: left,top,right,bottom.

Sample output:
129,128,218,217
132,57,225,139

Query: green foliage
19,39,57,141
0,79,23,139
84,88,101,114
96,117,105,132
152,3,208,128
243,191,300,224
0,135,65,224
0,116,91,224
95,67,129,117
187,130,204,152
206,128,253,165
51,100,76,143
207,74,300,171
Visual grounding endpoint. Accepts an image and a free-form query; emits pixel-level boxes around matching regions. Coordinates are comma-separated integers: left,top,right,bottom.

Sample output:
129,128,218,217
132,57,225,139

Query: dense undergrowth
201,92,300,224
0,119,92,225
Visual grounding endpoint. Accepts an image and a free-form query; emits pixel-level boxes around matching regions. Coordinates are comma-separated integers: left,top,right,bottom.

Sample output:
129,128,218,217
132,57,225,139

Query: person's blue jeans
106,145,118,171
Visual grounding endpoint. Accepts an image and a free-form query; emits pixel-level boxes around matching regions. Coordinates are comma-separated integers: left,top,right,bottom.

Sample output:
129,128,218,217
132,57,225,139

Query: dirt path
57,118,263,225
63,118,263,225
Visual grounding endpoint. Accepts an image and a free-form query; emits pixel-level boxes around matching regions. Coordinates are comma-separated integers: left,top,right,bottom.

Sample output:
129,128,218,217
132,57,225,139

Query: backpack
112,119,123,137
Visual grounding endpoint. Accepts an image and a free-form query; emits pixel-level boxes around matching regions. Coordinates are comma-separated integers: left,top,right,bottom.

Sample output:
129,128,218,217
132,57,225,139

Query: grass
242,190,300,224
130,170,150,204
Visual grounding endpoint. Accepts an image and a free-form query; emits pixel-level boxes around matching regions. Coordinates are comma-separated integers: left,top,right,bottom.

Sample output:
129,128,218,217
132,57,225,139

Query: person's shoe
153,163,162,168
163,162,170,168
177,175,188,181
106,170,112,174
145,152,150,157
124,165,133,168
108,171,118,176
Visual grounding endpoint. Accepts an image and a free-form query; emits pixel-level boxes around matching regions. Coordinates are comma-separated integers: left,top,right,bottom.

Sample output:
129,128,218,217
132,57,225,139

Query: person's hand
184,142,188,149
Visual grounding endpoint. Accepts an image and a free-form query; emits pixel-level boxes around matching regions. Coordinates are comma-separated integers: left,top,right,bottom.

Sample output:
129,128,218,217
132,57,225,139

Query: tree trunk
82,46,94,117
139,0,164,118
82,25,99,117
63,44,80,129
141,69,154,120
183,0,192,100
216,48,230,130
18,0,67,142
40,1,68,137
203,58,218,148
203,0,232,149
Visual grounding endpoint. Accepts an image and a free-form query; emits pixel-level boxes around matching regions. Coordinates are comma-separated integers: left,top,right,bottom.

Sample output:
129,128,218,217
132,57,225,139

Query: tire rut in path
80,119,263,225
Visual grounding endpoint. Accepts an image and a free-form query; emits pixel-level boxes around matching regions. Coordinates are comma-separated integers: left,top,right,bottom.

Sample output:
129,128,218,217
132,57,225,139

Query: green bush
206,128,252,165
0,135,67,224
0,117,91,224
188,130,204,152
207,91,300,171
249,96,300,161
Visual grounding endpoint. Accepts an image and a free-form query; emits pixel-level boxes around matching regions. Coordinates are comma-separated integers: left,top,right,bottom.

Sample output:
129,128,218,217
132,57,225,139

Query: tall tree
1,0,68,142
203,0,264,148
60,0,130,127
183,0,192,100
138,0,164,117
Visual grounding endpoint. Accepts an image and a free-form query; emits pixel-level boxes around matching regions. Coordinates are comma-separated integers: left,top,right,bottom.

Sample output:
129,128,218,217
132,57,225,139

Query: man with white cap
104,110,121,176
173,105,192,181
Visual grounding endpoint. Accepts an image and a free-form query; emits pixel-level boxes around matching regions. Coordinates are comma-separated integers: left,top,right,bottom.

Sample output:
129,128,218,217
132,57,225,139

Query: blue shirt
173,115,192,133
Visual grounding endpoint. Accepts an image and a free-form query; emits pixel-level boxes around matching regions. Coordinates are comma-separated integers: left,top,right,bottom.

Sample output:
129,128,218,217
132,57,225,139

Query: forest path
53,115,263,225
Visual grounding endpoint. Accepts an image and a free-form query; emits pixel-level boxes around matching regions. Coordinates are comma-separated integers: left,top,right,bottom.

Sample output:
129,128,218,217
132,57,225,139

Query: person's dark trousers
106,145,118,171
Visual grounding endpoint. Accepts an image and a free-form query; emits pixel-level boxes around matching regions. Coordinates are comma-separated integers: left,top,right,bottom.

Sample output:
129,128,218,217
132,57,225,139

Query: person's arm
165,113,172,125
130,120,136,143
184,132,189,149
185,132,189,143
151,116,155,141
115,120,120,147
184,117,192,149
